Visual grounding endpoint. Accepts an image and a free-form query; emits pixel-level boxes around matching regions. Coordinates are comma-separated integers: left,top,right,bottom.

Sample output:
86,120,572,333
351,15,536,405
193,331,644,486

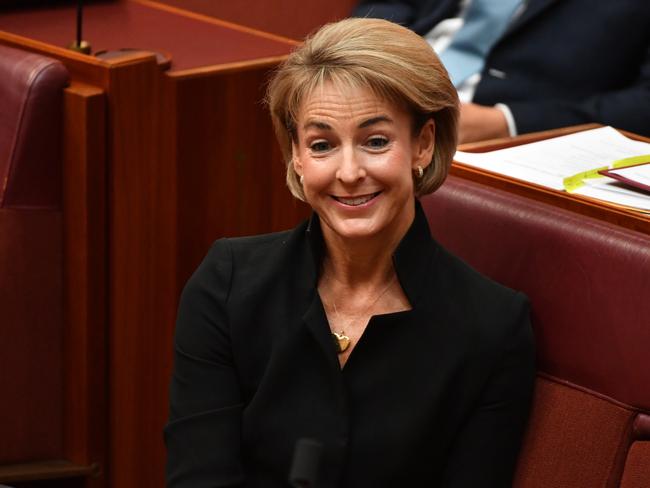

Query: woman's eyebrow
358,115,393,128
303,120,331,131
302,115,393,131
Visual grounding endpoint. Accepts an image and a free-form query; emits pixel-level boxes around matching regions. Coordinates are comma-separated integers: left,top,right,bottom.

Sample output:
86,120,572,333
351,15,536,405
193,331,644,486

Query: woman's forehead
298,81,404,125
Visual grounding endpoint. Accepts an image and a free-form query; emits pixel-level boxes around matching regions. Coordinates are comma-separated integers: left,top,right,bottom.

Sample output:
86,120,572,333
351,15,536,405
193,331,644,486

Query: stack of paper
454,126,650,212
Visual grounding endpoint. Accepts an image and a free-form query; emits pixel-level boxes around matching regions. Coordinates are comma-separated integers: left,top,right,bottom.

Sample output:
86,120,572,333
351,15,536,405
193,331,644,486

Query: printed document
454,126,650,210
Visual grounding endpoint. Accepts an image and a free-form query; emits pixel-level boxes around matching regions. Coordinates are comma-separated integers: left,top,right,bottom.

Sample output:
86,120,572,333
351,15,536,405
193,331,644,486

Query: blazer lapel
302,292,341,372
412,0,463,35
500,0,561,39
299,213,341,372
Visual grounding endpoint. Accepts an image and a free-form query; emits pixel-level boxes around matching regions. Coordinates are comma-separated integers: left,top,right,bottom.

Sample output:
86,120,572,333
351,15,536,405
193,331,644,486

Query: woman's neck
321,246,394,293
319,222,408,291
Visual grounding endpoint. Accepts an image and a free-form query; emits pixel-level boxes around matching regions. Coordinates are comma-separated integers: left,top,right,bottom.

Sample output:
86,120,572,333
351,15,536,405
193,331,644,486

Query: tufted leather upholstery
0,43,69,209
422,175,650,487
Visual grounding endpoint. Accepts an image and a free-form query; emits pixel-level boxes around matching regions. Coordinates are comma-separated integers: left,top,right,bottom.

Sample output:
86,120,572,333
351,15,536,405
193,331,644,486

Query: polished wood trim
0,31,104,65
133,0,299,45
168,54,288,79
452,125,650,234
101,51,162,68
62,82,108,483
0,31,108,86
457,123,601,152
0,460,98,483
0,32,160,87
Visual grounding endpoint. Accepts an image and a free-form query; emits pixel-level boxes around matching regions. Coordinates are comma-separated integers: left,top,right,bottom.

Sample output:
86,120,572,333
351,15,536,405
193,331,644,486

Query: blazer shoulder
202,221,312,299
183,226,299,297
434,244,530,341
224,225,306,277
225,228,296,258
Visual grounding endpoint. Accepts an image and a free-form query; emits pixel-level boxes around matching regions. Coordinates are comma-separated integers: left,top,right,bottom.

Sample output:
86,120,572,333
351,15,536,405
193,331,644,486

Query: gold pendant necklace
332,331,351,353
324,274,397,354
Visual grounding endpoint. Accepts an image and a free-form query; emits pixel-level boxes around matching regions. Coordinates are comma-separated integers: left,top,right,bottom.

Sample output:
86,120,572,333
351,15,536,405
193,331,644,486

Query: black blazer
165,202,535,487
354,0,650,137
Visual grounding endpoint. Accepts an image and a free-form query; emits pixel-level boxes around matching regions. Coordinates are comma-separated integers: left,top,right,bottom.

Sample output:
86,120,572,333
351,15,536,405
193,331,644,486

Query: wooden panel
453,124,650,235
173,65,310,288
62,82,108,486
106,55,176,488
106,59,310,488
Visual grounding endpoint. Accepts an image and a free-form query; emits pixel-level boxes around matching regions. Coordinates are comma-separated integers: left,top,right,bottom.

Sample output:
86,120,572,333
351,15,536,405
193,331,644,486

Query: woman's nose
335,148,366,183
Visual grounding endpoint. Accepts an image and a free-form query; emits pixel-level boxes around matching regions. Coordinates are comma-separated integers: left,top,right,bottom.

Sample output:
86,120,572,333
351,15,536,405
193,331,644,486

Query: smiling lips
332,191,381,206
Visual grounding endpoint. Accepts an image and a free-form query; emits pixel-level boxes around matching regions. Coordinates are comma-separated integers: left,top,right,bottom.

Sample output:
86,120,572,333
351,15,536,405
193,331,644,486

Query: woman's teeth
334,192,379,206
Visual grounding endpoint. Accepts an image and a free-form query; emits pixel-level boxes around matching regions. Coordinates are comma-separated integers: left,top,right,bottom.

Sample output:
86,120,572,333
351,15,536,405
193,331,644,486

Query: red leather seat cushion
620,442,650,488
513,376,634,487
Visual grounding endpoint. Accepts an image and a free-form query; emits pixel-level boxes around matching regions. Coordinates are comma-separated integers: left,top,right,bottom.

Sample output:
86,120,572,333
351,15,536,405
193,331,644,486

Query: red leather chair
0,43,69,465
422,176,650,488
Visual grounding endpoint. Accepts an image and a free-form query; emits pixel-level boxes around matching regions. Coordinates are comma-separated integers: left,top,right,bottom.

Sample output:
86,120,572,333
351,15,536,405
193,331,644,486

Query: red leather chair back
422,176,650,487
0,43,68,208
0,44,68,465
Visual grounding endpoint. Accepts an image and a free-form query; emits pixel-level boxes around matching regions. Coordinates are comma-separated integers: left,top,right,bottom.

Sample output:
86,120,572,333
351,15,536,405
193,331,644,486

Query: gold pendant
332,331,351,353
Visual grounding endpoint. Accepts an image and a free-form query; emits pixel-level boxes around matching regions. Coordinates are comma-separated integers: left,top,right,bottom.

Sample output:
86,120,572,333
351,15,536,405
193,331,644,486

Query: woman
165,18,535,487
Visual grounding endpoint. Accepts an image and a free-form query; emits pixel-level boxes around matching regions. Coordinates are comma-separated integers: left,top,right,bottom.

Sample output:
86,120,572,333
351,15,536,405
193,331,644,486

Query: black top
165,201,535,487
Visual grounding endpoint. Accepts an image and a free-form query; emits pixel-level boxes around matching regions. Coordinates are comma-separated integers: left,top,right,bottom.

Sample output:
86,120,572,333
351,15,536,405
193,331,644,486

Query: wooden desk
453,124,650,235
155,0,358,40
0,3,310,487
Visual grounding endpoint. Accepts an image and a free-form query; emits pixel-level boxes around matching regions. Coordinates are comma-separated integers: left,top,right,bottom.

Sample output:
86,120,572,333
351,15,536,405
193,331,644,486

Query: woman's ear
413,118,435,171
291,142,303,177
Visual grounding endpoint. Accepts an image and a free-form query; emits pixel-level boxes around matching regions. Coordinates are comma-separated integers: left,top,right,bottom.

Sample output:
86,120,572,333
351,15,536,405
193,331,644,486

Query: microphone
68,0,91,54
289,438,323,488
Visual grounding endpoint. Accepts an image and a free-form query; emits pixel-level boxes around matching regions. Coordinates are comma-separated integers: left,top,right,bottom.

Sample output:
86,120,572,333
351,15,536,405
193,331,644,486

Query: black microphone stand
68,0,91,54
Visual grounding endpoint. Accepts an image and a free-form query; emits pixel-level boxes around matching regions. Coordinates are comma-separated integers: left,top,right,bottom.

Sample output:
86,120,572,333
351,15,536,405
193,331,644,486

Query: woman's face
292,81,434,245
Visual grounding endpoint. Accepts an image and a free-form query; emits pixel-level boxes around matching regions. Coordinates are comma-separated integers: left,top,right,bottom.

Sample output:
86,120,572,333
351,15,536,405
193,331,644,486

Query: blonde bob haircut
266,17,459,201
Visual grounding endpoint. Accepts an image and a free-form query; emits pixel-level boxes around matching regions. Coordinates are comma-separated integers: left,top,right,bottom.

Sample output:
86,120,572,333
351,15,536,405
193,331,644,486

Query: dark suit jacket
165,202,535,487
354,0,650,136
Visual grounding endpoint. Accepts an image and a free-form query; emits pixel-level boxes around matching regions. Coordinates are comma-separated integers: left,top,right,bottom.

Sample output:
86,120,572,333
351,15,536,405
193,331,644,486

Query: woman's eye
310,140,331,153
366,136,389,149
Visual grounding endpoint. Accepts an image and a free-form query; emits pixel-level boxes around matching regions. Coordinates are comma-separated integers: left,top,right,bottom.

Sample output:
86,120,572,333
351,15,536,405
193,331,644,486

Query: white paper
453,126,650,210
577,179,650,212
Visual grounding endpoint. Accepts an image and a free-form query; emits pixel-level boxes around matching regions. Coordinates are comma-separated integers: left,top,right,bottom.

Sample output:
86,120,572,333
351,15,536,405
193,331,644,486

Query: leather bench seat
422,175,650,487
0,43,69,464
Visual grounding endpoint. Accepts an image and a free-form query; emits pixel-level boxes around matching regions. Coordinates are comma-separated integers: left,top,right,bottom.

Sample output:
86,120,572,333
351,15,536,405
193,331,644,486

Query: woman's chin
321,215,385,242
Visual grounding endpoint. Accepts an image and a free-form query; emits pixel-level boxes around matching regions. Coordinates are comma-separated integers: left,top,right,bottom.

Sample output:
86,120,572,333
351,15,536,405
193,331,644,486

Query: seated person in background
353,0,650,143
165,17,535,487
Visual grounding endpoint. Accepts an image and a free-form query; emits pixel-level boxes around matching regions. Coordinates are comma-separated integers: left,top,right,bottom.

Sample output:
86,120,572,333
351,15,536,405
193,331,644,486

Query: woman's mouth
332,191,381,206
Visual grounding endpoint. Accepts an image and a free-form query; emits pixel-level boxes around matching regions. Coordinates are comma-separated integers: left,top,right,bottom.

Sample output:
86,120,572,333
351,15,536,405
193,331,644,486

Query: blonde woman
165,18,534,487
